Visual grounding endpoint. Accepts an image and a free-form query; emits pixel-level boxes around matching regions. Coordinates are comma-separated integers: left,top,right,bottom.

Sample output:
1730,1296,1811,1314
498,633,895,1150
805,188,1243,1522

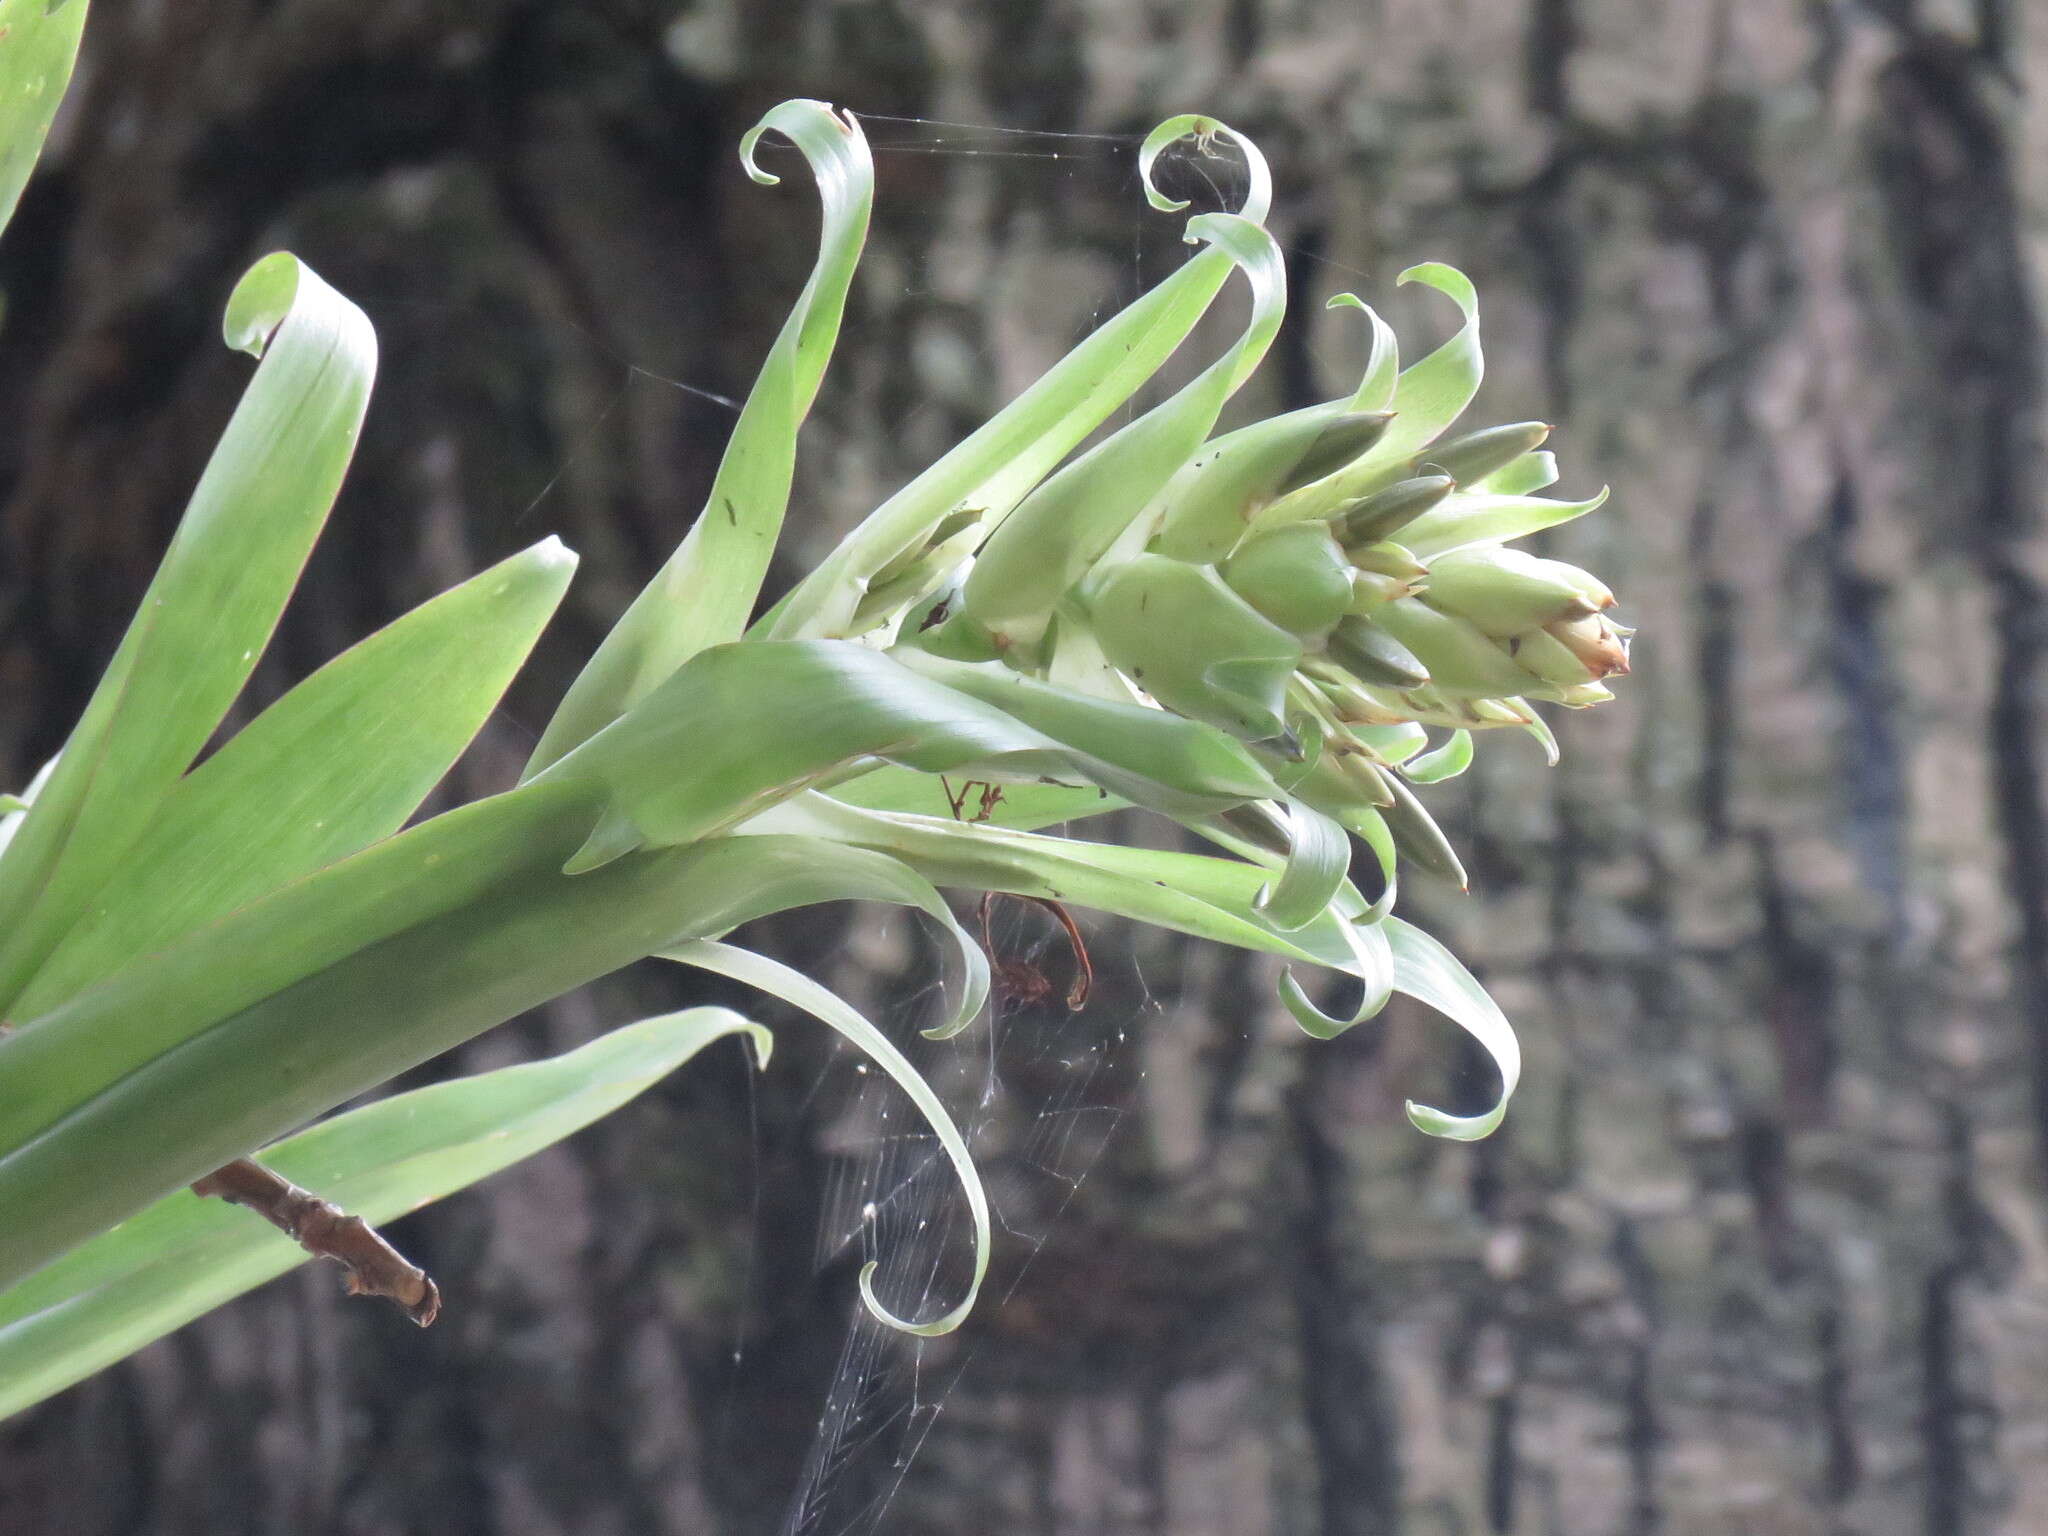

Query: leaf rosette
0,88,1626,1406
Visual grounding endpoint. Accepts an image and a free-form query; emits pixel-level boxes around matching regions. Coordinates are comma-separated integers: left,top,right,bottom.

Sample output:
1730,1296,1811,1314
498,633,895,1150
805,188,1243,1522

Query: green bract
0,71,1629,1417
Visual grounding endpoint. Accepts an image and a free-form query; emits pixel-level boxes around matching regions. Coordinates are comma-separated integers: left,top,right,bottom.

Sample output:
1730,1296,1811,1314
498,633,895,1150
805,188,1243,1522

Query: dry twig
191,1158,441,1326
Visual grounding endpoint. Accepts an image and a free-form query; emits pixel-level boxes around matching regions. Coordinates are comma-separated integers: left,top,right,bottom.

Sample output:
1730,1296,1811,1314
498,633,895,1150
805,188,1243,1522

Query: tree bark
2,2,2044,1532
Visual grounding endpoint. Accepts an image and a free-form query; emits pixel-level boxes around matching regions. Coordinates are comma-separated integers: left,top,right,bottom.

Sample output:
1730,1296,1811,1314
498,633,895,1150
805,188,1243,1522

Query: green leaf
1347,803,1400,923
1517,706,1561,766
1402,728,1474,785
0,804,1007,1292
654,835,990,1040
827,769,1126,831
527,101,875,774
1385,917,1520,1140
1080,553,1304,740
1371,263,1484,461
954,210,1287,648
663,942,989,1337
535,640,1278,873
0,0,89,240
0,782,605,1176
761,792,1373,980
764,117,1274,642
1254,263,1484,526
886,649,1282,807
1251,798,1350,933
1401,486,1610,560
1474,450,1559,496
0,1007,768,1422
0,252,376,1013
1278,914,1393,1039
1327,292,1399,411
12,539,577,1018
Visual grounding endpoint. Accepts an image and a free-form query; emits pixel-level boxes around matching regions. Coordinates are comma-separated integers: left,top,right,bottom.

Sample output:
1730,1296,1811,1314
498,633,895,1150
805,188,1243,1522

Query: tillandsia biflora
0,74,1628,1417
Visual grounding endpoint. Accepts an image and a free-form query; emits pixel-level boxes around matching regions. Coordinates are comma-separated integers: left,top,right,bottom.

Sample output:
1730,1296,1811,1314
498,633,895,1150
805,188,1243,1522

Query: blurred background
2,1,2044,1532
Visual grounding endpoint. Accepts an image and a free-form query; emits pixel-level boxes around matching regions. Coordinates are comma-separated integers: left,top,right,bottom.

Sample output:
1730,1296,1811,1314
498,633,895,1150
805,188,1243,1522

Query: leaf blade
0,1007,768,1421
527,101,875,773
13,539,577,1018
0,0,89,240
0,253,377,1012
1386,916,1522,1140
663,942,990,1337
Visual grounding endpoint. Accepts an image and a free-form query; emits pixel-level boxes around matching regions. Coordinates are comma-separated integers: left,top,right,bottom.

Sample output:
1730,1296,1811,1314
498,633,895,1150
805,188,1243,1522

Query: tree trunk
2,2,2043,1532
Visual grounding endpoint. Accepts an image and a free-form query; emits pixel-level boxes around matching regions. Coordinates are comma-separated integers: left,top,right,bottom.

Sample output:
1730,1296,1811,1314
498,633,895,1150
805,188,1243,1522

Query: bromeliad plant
0,40,1628,1420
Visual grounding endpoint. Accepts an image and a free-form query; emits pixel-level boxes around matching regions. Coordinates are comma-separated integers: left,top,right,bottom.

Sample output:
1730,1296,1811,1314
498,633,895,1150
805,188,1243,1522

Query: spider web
769,889,1153,1536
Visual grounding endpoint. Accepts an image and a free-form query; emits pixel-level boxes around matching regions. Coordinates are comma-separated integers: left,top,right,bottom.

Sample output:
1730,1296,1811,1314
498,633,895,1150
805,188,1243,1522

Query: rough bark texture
3,1,2045,1531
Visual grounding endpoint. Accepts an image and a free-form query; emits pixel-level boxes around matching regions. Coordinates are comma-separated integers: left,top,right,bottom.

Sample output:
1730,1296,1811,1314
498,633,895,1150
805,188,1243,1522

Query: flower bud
1083,553,1303,739
1325,615,1430,687
1502,626,1597,687
1330,475,1456,548
1220,524,1355,639
1464,696,1540,726
1153,409,1394,563
1308,666,1419,726
1369,597,1542,699
1543,611,1631,680
1347,569,1421,611
1554,681,1616,707
1371,762,1468,889
1347,541,1429,581
1420,546,1612,637
1411,421,1552,485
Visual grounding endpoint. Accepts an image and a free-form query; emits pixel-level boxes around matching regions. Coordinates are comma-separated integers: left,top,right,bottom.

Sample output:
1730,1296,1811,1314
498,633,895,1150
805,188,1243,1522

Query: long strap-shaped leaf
648,836,992,1040
827,770,1127,831
763,116,1274,642
1400,486,1610,560
662,941,989,1338
884,648,1282,807
0,814,994,1290
760,794,1370,976
533,640,1282,873
526,101,874,774
952,210,1287,649
1254,263,1485,527
0,1007,769,1421
772,796,1517,1134
0,252,376,1012
1385,916,1520,1140
0,0,89,239
11,538,576,1019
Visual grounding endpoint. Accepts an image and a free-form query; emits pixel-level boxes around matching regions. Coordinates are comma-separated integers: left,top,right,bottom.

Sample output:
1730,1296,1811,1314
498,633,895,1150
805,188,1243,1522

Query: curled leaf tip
1137,114,1272,225
222,252,305,358
1404,1098,1506,1141
857,1259,977,1338
738,98,871,190
1397,261,1479,310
